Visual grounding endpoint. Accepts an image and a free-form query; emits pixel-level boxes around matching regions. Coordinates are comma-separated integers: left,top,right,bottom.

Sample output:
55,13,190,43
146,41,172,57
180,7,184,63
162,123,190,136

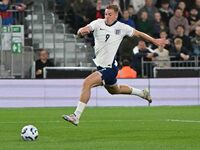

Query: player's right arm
77,19,100,37
77,26,91,37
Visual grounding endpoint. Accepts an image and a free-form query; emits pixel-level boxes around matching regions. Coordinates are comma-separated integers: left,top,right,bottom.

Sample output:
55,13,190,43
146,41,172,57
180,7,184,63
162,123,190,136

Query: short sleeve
87,19,99,31
124,24,135,37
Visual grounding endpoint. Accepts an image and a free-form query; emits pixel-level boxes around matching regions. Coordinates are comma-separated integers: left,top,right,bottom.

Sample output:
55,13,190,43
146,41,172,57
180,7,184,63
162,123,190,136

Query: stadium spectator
129,0,145,14
98,0,112,10
12,0,32,25
127,5,137,22
152,12,168,37
119,0,130,12
110,0,120,6
159,30,172,49
152,0,158,5
169,7,190,36
71,0,96,32
0,0,33,25
173,0,195,10
188,7,200,37
170,38,191,61
136,11,153,36
95,0,121,19
158,0,192,12
0,0,13,25
132,40,158,77
35,49,54,79
152,43,170,67
158,0,173,26
95,0,104,19
127,5,137,21
96,0,121,11
177,1,189,17
155,0,166,8
173,25,193,52
191,26,200,55
117,59,137,78
119,9,135,27
150,29,171,49
137,0,158,22
195,0,200,19
168,0,178,10
12,0,34,11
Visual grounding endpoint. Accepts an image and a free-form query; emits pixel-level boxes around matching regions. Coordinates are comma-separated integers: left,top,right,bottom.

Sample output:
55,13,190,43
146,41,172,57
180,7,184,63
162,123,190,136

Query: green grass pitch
0,106,200,150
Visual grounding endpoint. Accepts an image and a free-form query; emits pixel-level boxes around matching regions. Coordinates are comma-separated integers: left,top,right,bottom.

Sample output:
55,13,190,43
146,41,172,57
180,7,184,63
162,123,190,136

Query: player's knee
82,80,89,88
82,79,92,89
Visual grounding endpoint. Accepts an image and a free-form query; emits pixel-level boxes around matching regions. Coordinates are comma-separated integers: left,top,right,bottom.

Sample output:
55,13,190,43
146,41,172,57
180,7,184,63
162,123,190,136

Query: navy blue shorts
97,64,118,86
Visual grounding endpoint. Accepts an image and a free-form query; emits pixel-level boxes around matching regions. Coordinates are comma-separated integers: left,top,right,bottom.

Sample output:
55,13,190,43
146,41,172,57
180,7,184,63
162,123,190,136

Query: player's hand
77,27,90,37
153,38,168,46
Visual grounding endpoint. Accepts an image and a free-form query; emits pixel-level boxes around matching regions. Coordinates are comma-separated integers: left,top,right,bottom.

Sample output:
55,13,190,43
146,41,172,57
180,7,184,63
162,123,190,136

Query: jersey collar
105,20,117,27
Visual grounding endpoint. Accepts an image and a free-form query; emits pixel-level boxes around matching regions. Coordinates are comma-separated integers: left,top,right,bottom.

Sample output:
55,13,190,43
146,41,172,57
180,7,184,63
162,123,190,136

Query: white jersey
88,19,135,67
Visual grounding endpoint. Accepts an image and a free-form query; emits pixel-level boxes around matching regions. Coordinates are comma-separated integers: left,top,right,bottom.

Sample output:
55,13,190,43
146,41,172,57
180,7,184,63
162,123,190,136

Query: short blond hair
106,5,119,13
174,38,182,45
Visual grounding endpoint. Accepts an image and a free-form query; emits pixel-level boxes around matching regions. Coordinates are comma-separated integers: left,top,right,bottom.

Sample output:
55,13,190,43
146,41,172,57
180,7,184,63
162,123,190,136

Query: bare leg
105,84,151,102
105,84,132,94
62,71,103,125
70,71,102,119
80,71,103,104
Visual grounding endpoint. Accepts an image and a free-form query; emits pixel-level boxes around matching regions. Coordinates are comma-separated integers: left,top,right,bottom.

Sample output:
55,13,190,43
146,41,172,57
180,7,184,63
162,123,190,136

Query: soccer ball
21,125,39,141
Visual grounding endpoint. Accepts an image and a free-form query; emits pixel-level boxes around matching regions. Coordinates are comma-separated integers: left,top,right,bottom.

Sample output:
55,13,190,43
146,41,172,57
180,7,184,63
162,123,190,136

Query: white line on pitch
166,119,200,123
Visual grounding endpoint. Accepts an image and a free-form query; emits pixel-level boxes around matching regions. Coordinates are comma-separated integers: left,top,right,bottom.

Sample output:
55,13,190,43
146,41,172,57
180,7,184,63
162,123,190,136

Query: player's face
104,9,118,25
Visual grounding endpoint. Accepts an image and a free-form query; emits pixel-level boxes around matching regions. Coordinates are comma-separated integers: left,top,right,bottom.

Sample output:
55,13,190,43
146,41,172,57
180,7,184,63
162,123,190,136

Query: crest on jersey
115,29,121,35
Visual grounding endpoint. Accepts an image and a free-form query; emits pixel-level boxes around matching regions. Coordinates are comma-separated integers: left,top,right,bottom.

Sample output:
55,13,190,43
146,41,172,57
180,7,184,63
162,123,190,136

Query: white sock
130,87,143,97
74,101,86,119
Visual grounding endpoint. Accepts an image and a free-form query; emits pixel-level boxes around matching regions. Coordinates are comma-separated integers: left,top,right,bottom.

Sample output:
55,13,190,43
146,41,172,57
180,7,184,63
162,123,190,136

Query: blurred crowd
1,0,200,78
0,0,33,25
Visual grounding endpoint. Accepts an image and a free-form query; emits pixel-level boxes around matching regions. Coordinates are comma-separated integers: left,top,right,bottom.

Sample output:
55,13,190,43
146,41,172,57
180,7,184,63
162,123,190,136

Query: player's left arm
133,29,168,46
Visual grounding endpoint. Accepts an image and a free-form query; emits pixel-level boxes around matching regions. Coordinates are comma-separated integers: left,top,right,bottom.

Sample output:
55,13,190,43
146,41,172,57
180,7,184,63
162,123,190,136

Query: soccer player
62,5,167,126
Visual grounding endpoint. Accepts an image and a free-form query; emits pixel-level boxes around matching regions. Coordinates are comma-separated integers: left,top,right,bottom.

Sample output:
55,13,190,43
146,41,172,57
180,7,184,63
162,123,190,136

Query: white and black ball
21,125,39,141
